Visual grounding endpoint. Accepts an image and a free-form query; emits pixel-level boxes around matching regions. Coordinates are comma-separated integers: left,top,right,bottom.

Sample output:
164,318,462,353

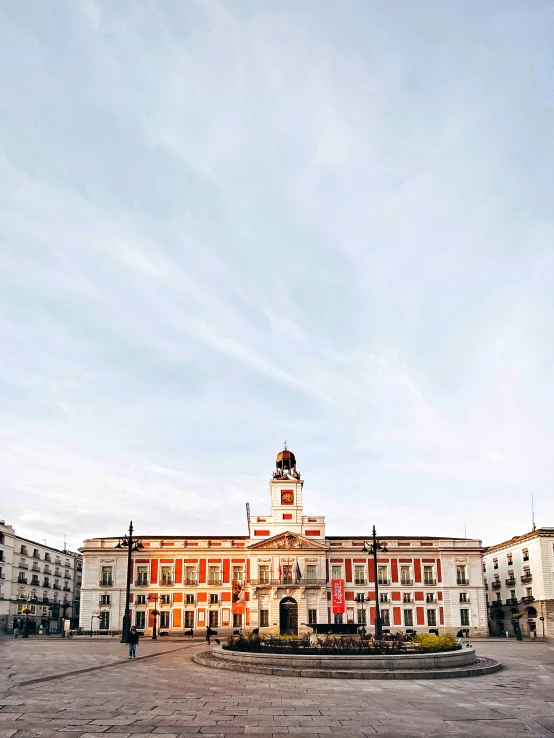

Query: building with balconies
483,528,554,639
79,448,488,637
0,519,82,633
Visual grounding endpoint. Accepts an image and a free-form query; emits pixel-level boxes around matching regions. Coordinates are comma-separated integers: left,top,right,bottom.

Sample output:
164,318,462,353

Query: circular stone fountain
194,645,501,680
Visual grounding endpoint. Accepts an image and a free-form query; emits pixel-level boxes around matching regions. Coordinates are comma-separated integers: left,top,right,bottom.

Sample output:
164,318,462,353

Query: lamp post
147,593,159,640
354,593,367,641
115,521,144,643
90,611,99,637
362,526,388,640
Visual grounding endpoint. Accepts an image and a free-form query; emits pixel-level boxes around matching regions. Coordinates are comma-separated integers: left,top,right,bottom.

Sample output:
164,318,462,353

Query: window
185,611,195,629
160,595,171,604
379,593,388,603
136,595,146,605
427,609,437,626
33,549,39,558
306,565,317,582
377,566,388,584
99,612,110,629
334,613,343,624
510,590,516,599
100,594,111,605
456,565,468,585
100,566,113,586
160,611,170,628
136,566,148,585
232,566,244,582
401,566,412,585
308,609,317,624
404,609,413,627
507,553,513,566
185,567,197,585
381,609,390,626
135,611,145,629
403,593,412,603
208,611,218,628
185,594,195,604
354,565,365,584
20,545,28,555
482,563,486,573
357,608,367,624
45,553,51,562
331,565,342,579
459,592,468,603
526,587,533,597
260,610,269,628
160,566,173,586
423,566,435,585
209,593,219,604
426,593,436,603
460,609,470,626
522,549,529,562
493,558,498,569
258,565,269,583
208,567,221,585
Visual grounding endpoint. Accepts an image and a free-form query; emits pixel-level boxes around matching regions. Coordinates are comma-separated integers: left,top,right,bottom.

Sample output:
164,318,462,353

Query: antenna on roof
63,535,67,551
246,502,251,532
283,439,288,450
532,495,536,531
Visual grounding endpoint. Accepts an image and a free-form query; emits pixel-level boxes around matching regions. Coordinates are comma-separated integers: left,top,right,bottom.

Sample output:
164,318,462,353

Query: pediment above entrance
248,531,327,551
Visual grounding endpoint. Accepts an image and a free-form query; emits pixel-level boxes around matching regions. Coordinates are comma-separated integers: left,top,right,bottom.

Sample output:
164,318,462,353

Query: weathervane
284,439,288,450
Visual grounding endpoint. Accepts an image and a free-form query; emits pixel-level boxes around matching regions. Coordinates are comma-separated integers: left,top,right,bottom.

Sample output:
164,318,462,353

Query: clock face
281,490,294,505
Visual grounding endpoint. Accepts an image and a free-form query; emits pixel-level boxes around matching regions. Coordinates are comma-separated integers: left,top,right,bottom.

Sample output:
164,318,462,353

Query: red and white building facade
79,449,488,636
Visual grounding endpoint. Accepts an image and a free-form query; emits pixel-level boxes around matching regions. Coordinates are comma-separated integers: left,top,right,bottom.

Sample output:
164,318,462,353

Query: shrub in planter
411,633,459,653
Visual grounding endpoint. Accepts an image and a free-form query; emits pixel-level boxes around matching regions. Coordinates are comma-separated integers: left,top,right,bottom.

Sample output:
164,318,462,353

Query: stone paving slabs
1,638,554,736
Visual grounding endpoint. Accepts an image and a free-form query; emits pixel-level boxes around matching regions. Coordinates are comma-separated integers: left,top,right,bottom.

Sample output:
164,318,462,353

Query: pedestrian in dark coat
128,626,139,658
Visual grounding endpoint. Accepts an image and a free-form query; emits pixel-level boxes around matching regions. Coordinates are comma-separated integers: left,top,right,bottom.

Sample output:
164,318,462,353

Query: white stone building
79,448,488,637
483,527,554,639
0,519,82,633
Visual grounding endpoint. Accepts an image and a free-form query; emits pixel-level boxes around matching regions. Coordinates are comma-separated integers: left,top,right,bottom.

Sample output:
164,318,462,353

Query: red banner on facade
331,578,345,614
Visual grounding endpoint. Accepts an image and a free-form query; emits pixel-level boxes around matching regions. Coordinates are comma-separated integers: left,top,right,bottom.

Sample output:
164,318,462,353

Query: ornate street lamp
147,593,159,640
115,521,144,643
362,526,388,640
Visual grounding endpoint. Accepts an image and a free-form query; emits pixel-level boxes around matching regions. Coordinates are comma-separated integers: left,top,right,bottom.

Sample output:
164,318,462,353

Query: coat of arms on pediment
248,531,327,550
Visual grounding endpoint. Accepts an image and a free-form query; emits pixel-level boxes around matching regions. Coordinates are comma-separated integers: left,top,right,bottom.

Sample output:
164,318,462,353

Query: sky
1,1,554,551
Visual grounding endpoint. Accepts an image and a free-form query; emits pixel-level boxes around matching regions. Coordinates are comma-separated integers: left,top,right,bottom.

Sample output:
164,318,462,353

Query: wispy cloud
1,1,553,548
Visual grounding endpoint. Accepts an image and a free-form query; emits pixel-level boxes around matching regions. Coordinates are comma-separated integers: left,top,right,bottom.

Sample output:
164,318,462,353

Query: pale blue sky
1,1,553,550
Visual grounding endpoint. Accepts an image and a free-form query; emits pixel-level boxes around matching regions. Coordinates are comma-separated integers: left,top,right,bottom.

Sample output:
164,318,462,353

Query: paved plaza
1,638,554,737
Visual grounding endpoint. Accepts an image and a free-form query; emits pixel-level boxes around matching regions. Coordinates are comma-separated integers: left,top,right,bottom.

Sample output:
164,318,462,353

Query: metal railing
491,581,501,589
401,579,414,586
505,598,518,605
249,578,326,586
505,578,516,586
456,578,470,586
423,578,436,586
521,574,533,583
135,579,149,586
377,579,390,586
99,578,113,587
521,595,535,603
184,578,198,586
160,578,173,587
354,579,367,586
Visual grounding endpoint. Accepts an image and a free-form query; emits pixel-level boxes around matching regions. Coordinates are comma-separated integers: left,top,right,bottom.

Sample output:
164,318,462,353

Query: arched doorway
279,597,298,635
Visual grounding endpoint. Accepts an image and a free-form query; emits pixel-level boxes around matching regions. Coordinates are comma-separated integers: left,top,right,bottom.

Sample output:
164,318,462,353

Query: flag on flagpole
278,562,282,581
296,561,302,581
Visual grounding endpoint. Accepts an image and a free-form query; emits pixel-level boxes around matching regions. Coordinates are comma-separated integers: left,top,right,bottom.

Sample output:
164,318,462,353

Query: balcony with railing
377,579,390,586
425,595,436,603
43,581,51,588
505,577,516,586
459,596,470,603
17,576,28,584
521,574,533,583
53,583,61,590
491,581,502,590
207,578,222,586
64,573,71,579
135,578,149,586
184,577,198,586
491,600,503,608
423,578,437,586
250,578,326,587
160,577,173,587
31,577,40,586
456,578,470,586
402,595,412,603
99,578,113,587
401,579,414,586
521,595,535,603
505,597,518,605
18,563,29,569
354,579,367,586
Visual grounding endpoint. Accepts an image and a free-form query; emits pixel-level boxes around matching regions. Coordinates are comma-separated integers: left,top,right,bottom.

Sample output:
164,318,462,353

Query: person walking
206,625,212,645
128,626,139,659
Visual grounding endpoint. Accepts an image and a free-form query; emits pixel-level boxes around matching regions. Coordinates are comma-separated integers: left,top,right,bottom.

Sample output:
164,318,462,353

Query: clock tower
247,446,325,539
